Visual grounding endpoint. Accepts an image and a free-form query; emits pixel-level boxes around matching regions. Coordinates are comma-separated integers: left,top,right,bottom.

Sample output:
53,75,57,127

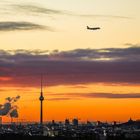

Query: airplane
87,26,100,30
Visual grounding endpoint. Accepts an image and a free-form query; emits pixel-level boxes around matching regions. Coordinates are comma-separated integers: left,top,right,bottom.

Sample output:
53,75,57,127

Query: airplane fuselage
87,26,100,30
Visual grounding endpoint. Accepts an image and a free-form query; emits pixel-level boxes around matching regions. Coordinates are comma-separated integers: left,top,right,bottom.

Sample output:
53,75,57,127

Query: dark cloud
53,46,140,61
0,46,140,87
0,21,50,31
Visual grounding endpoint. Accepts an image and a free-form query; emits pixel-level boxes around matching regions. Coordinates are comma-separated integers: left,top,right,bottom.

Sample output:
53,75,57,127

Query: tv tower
39,76,44,125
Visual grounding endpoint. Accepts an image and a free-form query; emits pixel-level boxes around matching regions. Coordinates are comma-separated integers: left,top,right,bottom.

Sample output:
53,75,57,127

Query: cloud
79,93,140,99
46,92,140,101
0,76,12,81
13,4,63,15
11,4,130,20
79,14,131,19
0,45,140,87
0,21,48,31
0,2,71,18
47,92,140,100
51,46,140,62
47,98,72,101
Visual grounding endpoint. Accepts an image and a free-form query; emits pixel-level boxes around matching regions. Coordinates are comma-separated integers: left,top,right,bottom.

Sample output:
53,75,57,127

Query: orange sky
1,83,140,123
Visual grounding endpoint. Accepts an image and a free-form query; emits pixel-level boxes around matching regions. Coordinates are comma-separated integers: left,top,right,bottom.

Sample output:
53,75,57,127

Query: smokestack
39,76,44,125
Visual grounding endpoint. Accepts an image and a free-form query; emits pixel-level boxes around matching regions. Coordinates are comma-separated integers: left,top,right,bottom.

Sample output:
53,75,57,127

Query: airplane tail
87,26,89,29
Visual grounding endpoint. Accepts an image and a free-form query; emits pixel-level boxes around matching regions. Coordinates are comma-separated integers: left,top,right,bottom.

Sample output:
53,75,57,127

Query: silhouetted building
97,121,101,126
65,119,70,126
87,121,93,127
52,120,55,125
113,121,117,126
72,118,78,126
128,117,133,123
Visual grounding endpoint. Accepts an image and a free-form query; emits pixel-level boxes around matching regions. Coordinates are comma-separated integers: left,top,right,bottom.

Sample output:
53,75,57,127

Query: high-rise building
72,118,78,126
65,119,70,126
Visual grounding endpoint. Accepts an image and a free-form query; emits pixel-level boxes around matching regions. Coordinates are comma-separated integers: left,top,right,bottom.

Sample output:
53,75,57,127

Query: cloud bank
0,45,140,87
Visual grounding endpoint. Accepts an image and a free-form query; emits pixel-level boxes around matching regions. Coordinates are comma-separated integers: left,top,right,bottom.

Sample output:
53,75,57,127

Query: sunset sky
0,0,140,123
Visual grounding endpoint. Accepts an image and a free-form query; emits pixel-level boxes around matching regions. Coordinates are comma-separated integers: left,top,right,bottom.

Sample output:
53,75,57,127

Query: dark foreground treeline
0,135,140,140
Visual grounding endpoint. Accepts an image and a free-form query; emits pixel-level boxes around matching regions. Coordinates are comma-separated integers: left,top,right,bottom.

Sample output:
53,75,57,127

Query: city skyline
0,0,140,123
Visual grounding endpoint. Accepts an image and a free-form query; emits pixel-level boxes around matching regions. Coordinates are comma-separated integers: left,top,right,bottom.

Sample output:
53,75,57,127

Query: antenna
41,75,43,94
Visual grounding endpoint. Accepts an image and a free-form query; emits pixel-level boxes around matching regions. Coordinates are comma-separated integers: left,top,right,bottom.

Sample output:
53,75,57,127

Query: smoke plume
0,96,20,118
